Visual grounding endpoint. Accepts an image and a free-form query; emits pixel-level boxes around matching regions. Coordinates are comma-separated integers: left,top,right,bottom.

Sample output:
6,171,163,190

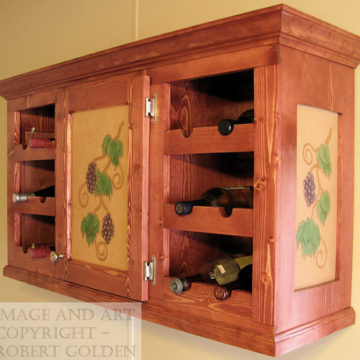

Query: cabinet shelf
164,204,253,237
13,197,56,216
162,277,252,318
165,124,254,155
14,144,56,161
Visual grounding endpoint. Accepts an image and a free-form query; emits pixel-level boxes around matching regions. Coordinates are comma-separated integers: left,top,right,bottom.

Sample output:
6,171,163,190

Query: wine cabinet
1,4,360,356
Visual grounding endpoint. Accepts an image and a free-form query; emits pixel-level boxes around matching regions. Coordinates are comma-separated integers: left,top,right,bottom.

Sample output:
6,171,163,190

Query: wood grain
14,145,56,161
164,204,253,237
148,83,171,299
13,197,55,216
127,74,150,300
252,65,278,325
164,124,254,154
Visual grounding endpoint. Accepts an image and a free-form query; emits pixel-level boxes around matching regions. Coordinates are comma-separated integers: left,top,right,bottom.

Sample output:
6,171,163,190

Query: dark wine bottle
214,264,252,300
169,255,252,295
217,109,254,136
12,185,55,203
174,186,253,216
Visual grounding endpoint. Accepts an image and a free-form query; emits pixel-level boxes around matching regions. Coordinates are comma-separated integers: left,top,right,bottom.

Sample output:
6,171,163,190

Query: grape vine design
296,128,333,269
79,122,125,261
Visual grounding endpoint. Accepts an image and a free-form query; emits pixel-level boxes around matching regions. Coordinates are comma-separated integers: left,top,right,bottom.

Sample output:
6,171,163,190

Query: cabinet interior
18,104,55,146
21,214,55,251
14,104,56,252
165,70,255,295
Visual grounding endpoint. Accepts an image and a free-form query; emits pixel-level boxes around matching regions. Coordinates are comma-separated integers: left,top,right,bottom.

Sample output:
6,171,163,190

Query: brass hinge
144,255,156,285
145,94,157,123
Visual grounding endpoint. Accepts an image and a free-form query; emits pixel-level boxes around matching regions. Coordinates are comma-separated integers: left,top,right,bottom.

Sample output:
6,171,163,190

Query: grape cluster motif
80,125,124,261
297,130,332,269
303,172,316,207
101,213,114,244
86,162,97,194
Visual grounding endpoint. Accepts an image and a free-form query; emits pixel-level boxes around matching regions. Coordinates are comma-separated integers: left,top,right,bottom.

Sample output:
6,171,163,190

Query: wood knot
261,273,271,284
254,179,265,191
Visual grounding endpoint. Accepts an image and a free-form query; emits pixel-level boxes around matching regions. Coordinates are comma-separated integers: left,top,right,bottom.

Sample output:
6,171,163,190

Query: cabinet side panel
275,45,354,333
253,66,278,325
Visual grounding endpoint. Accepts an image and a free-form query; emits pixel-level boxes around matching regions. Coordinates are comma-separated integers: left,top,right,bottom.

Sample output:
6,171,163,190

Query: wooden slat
12,197,56,216
14,144,56,161
164,204,253,237
165,124,254,154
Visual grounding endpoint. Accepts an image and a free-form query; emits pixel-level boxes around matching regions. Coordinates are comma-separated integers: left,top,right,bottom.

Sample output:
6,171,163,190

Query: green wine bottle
169,255,253,295
214,264,253,300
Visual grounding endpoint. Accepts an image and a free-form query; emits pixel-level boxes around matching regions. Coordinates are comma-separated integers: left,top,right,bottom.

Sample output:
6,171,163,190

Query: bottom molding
3,265,355,357
274,307,355,356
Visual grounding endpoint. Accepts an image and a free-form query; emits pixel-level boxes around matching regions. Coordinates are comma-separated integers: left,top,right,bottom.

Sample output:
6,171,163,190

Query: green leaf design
95,170,113,197
317,144,332,178
317,191,331,224
106,139,123,167
102,135,112,154
81,213,99,245
296,218,321,257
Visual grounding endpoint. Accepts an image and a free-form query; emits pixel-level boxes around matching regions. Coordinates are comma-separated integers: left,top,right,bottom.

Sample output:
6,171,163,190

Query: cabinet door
63,74,150,301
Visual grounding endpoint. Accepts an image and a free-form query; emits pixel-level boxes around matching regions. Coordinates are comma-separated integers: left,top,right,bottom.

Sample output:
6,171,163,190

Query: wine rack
164,70,255,298
12,104,56,253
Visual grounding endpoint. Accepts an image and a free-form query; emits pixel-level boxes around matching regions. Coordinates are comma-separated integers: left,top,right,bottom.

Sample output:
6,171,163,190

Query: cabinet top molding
1,4,360,99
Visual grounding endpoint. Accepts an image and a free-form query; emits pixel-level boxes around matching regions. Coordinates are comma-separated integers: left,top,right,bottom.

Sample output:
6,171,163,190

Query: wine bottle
169,274,204,295
29,247,51,259
12,185,55,203
174,186,253,216
214,264,252,300
169,255,252,295
28,138,55,149
217,109,254,136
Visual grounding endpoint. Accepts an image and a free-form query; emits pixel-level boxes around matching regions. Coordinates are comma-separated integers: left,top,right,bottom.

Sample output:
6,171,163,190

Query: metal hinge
144,255,156,285
145,94,157,123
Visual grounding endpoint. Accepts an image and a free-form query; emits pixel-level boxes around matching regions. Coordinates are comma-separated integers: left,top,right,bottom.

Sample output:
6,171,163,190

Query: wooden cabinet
1,5,360,356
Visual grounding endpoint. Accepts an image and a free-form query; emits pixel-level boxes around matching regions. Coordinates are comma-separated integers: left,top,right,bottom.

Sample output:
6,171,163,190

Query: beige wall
0,0,359,359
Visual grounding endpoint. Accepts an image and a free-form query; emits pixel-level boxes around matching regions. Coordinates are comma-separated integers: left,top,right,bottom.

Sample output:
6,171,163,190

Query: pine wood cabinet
1,5,360,356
